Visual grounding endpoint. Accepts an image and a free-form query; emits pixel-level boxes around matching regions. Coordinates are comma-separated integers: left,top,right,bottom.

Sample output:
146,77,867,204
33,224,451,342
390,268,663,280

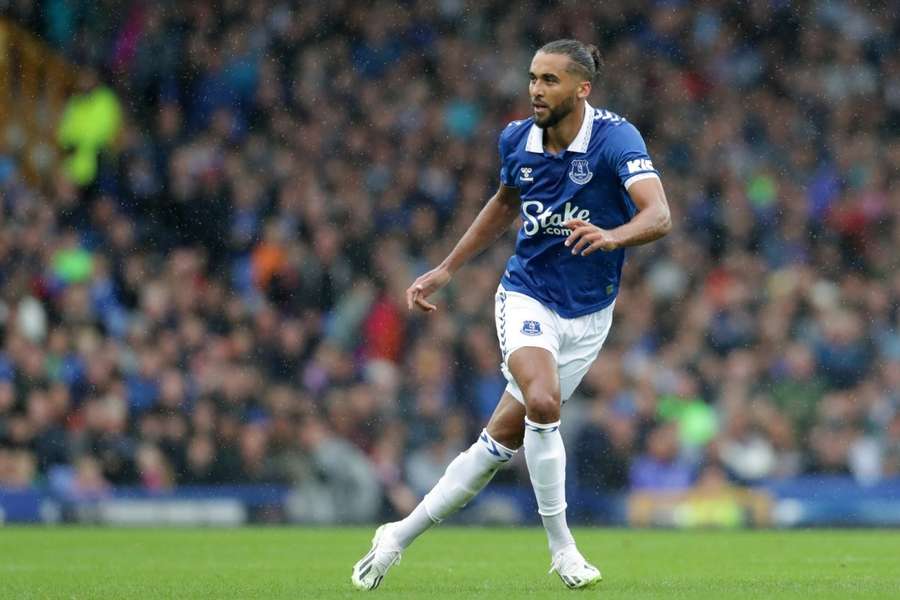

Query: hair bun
587,44,602,71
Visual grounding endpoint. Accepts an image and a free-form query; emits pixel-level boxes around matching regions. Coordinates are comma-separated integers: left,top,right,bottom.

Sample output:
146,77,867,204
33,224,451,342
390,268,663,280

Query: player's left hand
563,219,620,255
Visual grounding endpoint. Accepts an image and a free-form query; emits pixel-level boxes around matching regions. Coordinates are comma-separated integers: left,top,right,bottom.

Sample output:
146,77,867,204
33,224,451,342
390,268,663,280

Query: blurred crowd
1,0,899,523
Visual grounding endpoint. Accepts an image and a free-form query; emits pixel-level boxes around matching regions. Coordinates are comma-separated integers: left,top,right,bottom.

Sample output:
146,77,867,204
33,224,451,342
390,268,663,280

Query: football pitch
2,527,899,599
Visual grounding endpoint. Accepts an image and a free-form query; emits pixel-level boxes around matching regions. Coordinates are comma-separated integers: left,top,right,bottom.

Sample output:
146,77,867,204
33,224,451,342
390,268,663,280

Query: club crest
568,159,593,185
521,320,542,336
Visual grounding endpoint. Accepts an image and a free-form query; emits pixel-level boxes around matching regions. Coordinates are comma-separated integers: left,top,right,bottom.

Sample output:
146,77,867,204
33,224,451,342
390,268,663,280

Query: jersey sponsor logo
522,200,591,236
519,167,534,183
521,320,542,336
568,159,593,185
626,158,654,174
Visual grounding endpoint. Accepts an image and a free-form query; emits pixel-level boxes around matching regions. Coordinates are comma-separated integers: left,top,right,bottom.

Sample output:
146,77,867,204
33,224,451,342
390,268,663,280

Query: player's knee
524,389,560,423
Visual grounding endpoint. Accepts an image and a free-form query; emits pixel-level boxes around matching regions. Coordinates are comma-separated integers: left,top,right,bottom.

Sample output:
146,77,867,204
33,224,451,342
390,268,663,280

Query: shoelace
548,549,585,575
357,537,402,583
548,559,560,575
380,551,402,569
548,553,567,575
372,541,402,572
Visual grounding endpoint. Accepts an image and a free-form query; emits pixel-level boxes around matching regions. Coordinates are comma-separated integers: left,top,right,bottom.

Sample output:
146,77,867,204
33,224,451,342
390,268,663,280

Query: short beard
534,95,576,128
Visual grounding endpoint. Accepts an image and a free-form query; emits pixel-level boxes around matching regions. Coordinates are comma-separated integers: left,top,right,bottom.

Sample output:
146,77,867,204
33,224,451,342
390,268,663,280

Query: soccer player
352,39,671,591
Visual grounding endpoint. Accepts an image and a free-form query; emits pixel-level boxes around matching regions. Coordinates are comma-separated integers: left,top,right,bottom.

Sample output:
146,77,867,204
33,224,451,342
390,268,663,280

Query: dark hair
538,39,602,81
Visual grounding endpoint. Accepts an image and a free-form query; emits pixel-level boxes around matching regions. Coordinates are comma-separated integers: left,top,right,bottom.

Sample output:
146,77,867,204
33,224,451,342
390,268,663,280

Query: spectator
630,424,694,492
575,402,634,493
57,70,122,187
286,416,381,524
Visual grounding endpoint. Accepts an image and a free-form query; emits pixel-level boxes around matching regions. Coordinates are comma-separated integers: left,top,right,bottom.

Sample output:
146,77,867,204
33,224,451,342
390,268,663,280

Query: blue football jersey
498,102,660,318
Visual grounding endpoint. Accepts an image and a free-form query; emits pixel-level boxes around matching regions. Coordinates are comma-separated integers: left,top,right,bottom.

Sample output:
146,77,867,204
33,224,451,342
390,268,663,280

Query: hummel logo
520,167,534,183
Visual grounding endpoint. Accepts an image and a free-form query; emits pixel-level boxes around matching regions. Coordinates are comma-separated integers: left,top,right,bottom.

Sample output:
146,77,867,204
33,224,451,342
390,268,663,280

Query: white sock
541,512,575,556
524,417,575,556
391,429,516,549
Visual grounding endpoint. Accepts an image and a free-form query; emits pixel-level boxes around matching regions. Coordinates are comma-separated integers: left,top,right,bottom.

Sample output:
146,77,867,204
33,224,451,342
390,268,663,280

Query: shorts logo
568,159,593,185
521,320,542,336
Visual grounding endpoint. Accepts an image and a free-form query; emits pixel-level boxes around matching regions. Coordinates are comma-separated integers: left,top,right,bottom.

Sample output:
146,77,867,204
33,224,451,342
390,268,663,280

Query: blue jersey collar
525,101,594,154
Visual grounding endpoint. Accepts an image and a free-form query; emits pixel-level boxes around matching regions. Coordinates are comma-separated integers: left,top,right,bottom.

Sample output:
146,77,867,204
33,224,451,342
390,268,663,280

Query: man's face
529,52,589,128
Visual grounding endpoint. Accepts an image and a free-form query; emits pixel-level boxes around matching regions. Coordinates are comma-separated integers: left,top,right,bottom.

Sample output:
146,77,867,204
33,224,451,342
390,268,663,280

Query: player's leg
508,347,603,589
390,371,540,545
533,302,614,589
506,347,576,556
351,392,522,590
392,391,522,546
493,286,580,566
385,287,539,551
484,387,526,449
352,286,565,590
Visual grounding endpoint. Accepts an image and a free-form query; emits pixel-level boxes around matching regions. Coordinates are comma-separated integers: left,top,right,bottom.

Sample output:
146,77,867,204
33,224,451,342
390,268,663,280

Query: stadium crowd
1,0,899,522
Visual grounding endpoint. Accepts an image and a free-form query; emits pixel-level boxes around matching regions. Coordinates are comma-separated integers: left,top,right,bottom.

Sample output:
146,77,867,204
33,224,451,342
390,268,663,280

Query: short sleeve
605,122,660,190
498,127,517,188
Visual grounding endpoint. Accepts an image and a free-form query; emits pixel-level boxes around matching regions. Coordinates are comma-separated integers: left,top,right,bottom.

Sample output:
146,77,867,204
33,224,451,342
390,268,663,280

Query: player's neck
543,101,585,154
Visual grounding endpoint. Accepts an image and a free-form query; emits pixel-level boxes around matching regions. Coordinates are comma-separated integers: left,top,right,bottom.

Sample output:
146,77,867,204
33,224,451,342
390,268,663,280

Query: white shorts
494,285,614,405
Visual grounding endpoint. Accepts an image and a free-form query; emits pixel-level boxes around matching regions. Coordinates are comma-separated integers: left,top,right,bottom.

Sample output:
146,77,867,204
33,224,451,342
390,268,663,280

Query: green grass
1,527,899,599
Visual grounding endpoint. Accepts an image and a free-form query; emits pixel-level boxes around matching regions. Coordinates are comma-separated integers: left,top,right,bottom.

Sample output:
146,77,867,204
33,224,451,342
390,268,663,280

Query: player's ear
577,80,591,100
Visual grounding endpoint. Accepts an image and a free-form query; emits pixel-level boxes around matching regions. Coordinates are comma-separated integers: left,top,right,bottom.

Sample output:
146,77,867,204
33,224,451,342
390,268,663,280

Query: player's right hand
406,266,452,313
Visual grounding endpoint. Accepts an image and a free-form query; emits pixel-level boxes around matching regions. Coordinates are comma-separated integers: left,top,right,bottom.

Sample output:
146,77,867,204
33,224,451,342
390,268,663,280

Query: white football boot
351,524,402,590
549,545,603,590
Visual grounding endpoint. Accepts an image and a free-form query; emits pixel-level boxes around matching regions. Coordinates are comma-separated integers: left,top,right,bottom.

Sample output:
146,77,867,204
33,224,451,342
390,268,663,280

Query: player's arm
563,176,671,255
407,184,521,312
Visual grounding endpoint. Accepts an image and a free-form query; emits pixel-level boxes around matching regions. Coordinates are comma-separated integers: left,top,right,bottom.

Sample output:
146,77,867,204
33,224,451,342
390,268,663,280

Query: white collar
525,101,594,154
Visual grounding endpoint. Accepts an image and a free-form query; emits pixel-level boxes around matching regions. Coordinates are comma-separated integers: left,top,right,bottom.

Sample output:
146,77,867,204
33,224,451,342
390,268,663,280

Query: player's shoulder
497,117,533,158
590,106,633,132
499,117,534,145
591,107,646,149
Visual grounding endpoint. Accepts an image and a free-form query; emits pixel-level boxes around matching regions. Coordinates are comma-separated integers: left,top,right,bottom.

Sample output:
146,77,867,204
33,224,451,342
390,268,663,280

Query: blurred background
0,0,898,528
